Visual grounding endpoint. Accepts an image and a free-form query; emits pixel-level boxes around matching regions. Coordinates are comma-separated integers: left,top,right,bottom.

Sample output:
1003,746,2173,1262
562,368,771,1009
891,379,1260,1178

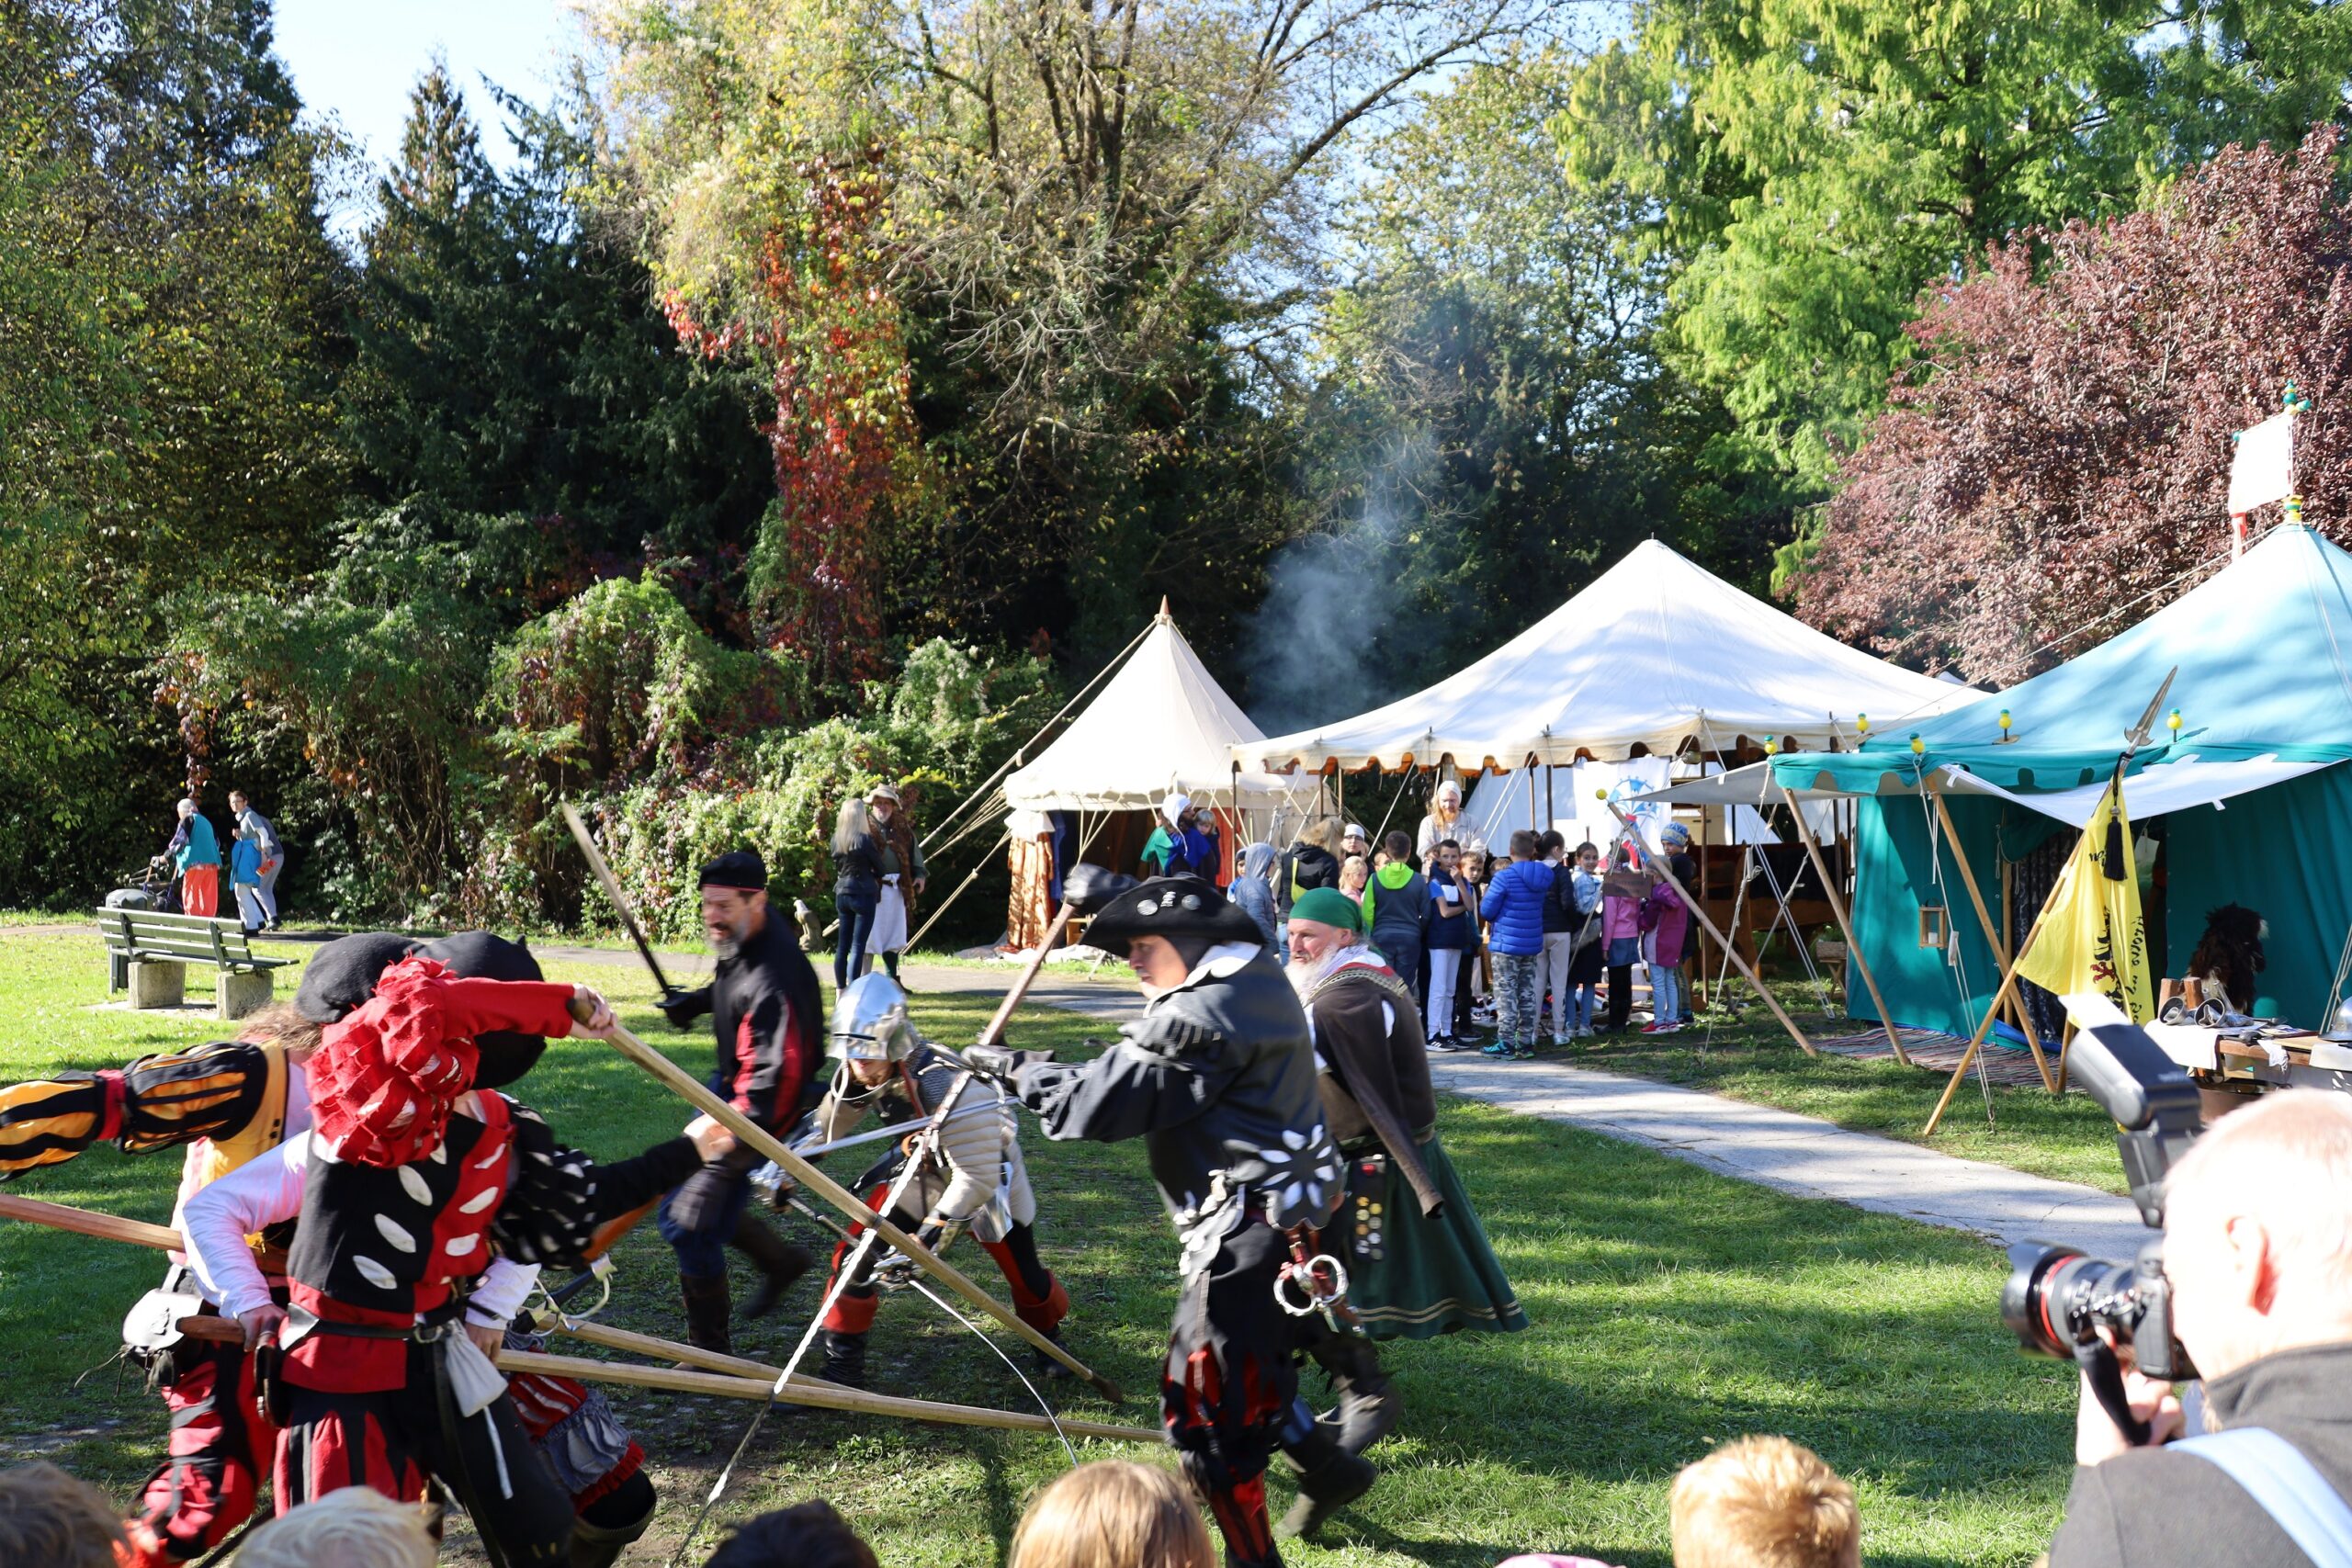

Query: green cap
1289,886,1364,933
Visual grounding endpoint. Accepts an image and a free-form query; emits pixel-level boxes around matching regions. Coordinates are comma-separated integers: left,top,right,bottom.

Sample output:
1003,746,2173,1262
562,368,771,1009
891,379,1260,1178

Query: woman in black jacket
1281,815,1345,919
831,798,885,988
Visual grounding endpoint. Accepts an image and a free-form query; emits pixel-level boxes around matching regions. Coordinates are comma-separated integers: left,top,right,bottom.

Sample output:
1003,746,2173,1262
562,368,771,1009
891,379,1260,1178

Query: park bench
94,908,293,1021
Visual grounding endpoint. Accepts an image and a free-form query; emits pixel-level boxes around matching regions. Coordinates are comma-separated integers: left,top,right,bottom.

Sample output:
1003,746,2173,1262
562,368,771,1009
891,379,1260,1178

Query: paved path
887,963,2150,1258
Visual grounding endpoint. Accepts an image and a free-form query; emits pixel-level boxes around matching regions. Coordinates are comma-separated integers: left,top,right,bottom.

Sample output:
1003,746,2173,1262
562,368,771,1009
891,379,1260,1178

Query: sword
560,801,682,1001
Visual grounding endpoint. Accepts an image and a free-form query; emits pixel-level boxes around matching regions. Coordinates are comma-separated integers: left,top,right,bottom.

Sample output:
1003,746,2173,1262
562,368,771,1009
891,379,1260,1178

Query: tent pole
1924,888,2065,1135
1780,784,1909,1066
1606,802,1815,1056
1932,795,2056,1092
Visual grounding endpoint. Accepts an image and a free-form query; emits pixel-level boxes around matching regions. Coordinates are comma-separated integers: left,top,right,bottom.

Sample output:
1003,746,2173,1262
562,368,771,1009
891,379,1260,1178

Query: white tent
1239,539,1970,773
1005,606,1303,813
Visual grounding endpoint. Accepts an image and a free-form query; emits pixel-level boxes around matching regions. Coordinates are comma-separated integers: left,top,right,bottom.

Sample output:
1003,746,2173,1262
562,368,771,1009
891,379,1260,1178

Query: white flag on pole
2228,412,2296,513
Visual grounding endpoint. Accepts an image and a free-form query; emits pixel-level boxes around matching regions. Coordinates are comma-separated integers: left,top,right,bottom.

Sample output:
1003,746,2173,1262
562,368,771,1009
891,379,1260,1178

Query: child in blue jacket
1479,829,1553,1060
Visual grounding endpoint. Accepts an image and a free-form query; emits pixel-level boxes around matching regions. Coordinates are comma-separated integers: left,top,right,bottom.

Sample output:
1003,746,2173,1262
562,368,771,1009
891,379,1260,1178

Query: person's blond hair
1339,855,1370,895
1008,1461,1216,1568
233,1487,435,1568
1669,1436,1860,1568
0,1462,121,1568
1301,816,1342,853
2166,1088,2352,1293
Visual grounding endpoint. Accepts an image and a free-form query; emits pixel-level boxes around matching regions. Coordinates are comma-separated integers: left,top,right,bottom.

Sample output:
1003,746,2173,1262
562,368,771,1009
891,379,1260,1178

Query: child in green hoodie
1361,829,1431,997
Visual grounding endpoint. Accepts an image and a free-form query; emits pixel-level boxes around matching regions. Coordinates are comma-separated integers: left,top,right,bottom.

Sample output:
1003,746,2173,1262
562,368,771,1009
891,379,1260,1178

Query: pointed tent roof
1771,524,2352,799
1240,538,1967,772
1006,608,1297,813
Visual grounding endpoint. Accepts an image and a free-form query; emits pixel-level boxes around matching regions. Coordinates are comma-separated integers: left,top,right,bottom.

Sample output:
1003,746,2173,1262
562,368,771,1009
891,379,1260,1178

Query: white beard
1286,942,1375,999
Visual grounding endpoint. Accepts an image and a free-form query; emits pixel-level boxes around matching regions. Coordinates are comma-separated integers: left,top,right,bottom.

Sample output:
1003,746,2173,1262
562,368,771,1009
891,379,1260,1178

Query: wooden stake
494,1349,1161,1444
1604,804,1815,1055
598,1022,1123,1402
1780,784,1908,1065
1930,795,2055,1092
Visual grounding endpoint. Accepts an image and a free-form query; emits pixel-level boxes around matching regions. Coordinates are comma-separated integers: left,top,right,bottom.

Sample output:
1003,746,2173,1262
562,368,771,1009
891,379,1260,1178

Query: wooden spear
0,1192,1155,1444
597,906,1127,1400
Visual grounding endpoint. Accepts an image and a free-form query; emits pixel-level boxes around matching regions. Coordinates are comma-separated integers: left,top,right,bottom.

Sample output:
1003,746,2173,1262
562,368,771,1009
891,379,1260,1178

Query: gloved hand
965,1043,1055,1082
1059,863,1137,915
659,986,713,1032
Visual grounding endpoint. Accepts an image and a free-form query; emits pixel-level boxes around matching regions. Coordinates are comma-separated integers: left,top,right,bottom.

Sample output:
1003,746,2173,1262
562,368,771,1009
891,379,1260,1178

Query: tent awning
1238,539,1967,772
1633,761,1849,807
1940,755,2340,827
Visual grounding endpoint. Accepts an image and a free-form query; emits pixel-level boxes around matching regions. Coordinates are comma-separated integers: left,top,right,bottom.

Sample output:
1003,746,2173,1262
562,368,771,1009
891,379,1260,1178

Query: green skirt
1336,1135,1527,1341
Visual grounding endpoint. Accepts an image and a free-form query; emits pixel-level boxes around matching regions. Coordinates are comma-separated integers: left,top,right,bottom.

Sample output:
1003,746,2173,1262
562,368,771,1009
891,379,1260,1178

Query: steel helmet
832,973,920,1063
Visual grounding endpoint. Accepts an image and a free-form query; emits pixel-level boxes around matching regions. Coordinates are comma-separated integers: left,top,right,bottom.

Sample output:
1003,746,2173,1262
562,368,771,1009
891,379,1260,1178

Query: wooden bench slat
90,908,294,975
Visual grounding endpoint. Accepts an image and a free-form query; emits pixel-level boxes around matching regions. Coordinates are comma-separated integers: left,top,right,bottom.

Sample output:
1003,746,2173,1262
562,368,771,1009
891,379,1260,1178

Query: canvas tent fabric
1004,611,1297,812
1767,525,2352,1036
1239,539,1967,772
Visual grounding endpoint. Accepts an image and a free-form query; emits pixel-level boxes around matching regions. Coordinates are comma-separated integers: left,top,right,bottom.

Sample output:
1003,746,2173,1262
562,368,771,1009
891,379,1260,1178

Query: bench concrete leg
128,960,187,1010
217,968,272,1022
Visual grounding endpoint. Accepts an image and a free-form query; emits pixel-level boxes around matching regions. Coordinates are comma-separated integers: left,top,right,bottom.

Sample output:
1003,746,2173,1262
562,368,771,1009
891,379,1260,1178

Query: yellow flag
2016,777,2155,1022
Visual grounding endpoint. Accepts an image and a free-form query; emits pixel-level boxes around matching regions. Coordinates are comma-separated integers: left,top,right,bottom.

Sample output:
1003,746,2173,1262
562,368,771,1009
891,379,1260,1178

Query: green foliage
575,637,1059,942
1556,0,2352,494
342,62,774,567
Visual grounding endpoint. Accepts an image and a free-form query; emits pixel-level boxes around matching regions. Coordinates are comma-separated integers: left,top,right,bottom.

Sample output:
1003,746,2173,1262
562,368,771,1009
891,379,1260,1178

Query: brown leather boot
732,1211,815,1320
679,1273,732,1357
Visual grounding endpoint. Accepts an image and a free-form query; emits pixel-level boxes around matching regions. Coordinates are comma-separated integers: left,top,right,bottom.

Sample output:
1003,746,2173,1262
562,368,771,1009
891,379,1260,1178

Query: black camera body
2000,1005,2207,1437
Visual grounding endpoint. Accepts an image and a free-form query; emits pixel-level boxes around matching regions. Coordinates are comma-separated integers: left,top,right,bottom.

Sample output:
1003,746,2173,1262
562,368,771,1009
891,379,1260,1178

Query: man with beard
656,851,823,1352
972,869,1374,1566
1284,889,1527,1357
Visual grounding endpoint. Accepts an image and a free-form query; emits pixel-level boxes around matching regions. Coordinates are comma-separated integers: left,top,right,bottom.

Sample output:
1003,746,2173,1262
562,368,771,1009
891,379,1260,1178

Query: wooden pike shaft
601,1032,1123,1398
495,1348,1162,1445
0,1191,288,1275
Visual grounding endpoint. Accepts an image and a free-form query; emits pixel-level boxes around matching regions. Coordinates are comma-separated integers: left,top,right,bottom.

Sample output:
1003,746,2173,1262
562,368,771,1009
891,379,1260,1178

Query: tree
342,64,775,581
1796,130,2352,681
583,0,1547,668
1557,0,2352,495
1249,51,1738,724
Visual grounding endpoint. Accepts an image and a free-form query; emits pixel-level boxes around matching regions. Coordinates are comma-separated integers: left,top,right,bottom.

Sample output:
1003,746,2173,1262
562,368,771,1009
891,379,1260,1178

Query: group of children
1256,801,1704,1060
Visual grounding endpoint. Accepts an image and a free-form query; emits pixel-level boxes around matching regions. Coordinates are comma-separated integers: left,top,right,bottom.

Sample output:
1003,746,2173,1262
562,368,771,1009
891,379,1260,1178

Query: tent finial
1158,596,1172,622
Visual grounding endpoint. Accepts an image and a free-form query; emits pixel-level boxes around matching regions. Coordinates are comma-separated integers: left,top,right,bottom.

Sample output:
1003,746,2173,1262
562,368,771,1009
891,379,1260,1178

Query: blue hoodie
1479,858,1552,957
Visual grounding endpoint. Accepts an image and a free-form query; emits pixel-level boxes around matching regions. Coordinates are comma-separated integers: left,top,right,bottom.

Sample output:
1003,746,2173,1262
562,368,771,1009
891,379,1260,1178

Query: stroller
103,856,182,915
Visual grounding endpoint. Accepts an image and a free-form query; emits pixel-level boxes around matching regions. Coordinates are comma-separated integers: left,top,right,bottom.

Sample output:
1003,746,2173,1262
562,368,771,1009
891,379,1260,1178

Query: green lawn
0,932,2079,1565
1546,985,2130,1194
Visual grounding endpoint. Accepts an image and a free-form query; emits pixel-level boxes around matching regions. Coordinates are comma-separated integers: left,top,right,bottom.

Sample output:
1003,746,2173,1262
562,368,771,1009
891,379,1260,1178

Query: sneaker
1574,1025,1594,1040
1513,1043,1537,1060
1642,1021,1681,1035
1480,1041,1518,1060
1426,1035,1459,1055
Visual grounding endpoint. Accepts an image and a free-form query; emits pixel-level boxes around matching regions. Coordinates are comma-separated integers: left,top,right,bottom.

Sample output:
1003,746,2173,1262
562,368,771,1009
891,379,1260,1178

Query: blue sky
273,0,581,173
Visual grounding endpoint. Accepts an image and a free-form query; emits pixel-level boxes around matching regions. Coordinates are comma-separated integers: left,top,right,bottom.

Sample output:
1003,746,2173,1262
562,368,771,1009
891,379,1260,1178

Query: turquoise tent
1769,525,2352,1035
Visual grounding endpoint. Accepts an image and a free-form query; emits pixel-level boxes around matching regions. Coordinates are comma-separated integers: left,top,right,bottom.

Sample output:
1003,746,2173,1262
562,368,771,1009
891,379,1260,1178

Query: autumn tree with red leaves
664,152,915,687
1796,130,2352,682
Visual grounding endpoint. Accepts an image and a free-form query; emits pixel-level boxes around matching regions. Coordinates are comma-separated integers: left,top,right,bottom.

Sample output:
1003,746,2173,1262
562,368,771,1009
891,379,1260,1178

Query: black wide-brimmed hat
1082,874,1263,957
294,932,420,1023
413,931,549,1089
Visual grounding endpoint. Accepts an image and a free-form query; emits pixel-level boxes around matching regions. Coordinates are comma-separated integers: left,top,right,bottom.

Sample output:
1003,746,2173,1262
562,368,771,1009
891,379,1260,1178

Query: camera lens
2003,1242,2140,1357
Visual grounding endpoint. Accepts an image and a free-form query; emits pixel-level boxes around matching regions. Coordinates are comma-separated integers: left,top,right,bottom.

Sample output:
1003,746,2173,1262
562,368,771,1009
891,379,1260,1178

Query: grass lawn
0,931,2079,1565
1549,987,2130,1194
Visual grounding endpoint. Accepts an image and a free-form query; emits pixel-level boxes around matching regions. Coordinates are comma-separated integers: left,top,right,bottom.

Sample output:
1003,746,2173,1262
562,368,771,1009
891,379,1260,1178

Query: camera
1999,994,2207,1440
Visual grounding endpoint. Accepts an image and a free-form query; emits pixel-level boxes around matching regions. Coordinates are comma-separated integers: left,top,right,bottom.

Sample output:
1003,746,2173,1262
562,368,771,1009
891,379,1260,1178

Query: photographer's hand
2075,1337,2184,1463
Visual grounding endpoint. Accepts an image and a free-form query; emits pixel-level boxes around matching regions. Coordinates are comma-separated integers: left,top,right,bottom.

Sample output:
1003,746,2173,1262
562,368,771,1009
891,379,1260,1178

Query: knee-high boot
731,1210,814,1319
1276,1416,1378,1540
678,1274,732,1356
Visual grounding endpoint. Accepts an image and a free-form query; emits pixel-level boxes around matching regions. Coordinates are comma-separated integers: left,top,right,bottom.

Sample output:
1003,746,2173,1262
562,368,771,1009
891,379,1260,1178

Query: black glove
1060,863,1136,915
965,1043,1056,1082
659,986,713,1032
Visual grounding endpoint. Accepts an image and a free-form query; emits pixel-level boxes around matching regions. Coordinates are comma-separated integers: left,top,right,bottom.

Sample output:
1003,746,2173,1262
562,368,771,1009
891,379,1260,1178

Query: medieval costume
1287,888,1527,1344
985,871,1367,1567
184,955,703,1568
802,973,1068,1389
865,784,926,979
655,851,822,1351
0,933,662,1568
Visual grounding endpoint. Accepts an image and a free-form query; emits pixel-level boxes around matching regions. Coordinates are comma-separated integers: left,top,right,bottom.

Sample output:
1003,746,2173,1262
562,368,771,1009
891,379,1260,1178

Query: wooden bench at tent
94,908,292,1020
